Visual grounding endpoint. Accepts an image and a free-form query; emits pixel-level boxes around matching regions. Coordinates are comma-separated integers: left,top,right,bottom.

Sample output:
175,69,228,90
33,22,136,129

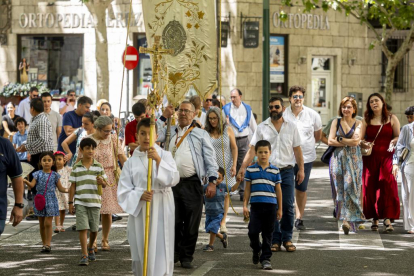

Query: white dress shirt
250,118,301,168
194,111,207,128
229,102,257,138
169,125,197,178
283,105,322,163
17,97,32,124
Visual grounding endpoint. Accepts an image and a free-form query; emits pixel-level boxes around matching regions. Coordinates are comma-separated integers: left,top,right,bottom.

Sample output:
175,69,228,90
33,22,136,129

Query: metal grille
381,37,410,93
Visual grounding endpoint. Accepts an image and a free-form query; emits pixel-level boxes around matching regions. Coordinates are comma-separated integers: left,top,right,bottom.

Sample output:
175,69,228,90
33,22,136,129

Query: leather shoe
112,214,122,221
181,262,194,269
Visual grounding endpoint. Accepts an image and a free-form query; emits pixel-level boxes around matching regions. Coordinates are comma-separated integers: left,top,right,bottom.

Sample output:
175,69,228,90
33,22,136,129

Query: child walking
23,152,69,253
68,138,107,266
203,167,240,252
54,151,71,233
243,140,282,270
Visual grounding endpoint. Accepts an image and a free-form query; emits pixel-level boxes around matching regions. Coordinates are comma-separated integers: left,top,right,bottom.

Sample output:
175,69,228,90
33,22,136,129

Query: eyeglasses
178,109,193,114
32,94,39,98
101,129,112,134
208,117,218,121
269,105,281,110
341,106,353,110
206,99,213,102
292,95,304,100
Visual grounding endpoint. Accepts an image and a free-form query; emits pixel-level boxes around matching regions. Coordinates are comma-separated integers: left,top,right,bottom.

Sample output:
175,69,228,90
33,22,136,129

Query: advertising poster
270,36,285,83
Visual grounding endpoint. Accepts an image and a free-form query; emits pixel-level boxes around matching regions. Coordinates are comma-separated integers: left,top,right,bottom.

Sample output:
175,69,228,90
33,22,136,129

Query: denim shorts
294,162,313,192
205,213,224,234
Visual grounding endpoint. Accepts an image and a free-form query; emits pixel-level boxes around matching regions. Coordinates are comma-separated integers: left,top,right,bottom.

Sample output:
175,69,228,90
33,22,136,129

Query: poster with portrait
270,36,285,83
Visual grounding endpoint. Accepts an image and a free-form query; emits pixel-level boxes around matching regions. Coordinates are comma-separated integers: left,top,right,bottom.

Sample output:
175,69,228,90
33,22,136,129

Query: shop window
18,35,84,95
135,34,153,96
381,38,409,93
270,34,288,97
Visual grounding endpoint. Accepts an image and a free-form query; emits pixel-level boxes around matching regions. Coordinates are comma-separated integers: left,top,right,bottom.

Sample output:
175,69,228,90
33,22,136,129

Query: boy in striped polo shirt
243,140,282,270
68,138,107,266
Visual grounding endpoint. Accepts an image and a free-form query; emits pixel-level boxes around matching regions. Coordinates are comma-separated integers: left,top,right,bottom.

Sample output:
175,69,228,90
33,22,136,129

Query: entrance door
311,57,333,124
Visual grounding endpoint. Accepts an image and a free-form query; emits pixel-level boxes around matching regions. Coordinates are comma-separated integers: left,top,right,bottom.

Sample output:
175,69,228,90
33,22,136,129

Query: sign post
122,46,139,118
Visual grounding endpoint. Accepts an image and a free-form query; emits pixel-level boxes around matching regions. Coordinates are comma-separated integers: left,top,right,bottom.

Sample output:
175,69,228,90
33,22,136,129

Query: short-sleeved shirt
203,183,229,217
59,102,75,114
1,114,21,136
250,118,301,168
69,159,107,208
244,163,281,205
0,137,23,220
124,119,138,155
12,130,28,160
283,105,322,163
58,110,82,153
44,110,62,148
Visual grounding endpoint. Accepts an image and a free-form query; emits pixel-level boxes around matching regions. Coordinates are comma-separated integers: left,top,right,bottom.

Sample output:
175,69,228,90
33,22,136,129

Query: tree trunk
85,1,112,101
384,57,396,104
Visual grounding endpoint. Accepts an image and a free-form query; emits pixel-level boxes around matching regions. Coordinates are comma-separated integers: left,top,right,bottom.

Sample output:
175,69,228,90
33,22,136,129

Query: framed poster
270,35,288,97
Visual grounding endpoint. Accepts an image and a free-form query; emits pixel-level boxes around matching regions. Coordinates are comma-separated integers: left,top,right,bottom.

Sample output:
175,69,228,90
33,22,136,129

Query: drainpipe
262,0,270,121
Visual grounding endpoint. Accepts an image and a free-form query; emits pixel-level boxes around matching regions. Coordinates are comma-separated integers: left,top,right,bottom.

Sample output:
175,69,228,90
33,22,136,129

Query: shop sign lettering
272,12,330,30
19,12,143,29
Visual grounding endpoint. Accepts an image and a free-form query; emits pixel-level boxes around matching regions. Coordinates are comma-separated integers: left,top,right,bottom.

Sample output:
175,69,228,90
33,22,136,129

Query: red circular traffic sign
122,46,139,70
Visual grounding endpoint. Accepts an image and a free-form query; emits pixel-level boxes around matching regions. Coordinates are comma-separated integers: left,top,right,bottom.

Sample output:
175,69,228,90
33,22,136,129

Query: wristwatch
68,201,74,205
14,203,24,208
211,180,217,185
337,136,343,142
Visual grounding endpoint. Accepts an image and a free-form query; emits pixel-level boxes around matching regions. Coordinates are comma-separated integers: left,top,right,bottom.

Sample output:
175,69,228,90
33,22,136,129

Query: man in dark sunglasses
202,95,213,112
238,96,304,253
284,85,322,231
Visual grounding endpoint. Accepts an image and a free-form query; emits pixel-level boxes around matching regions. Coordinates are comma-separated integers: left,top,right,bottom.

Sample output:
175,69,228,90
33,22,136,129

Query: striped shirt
244,163,281,205
69,159,107,208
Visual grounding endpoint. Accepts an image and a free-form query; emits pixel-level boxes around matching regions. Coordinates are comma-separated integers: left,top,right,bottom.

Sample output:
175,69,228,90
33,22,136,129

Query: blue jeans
0,219,5,236
272,168,295,244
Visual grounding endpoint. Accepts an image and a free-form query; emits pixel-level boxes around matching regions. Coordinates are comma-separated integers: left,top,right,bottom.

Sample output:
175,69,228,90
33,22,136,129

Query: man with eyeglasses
59,90,77,115
157,101,218,269
223,88,257,201
283,86,322,231
202,94,213,112
17,87,39,124
239,96,304,253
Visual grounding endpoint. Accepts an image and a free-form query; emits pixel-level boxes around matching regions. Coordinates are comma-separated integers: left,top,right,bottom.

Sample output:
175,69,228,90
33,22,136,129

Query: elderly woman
62,111,100,167
328,96,364,234
393,121,414,233
360,93,400,232
78,116,127,251
205,107,237,233
2,102,21,140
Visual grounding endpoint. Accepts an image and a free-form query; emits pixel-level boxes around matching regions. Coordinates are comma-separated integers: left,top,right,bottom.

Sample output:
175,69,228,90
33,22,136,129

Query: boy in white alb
117,118,180,276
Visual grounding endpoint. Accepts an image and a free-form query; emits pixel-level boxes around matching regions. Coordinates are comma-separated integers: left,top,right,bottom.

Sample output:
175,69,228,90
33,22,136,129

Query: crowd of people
1,85,414,274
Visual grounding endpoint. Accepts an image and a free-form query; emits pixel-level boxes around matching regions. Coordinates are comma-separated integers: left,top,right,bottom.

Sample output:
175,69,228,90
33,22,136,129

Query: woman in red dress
360,93,400,232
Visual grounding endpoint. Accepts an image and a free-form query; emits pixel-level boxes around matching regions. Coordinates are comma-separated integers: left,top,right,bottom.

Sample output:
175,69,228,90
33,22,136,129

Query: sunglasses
206,99,213,102
292,95,304,100
269,105,281,110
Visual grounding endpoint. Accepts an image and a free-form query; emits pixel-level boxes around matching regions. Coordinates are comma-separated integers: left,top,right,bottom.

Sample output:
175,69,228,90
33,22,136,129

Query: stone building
0,0,413,124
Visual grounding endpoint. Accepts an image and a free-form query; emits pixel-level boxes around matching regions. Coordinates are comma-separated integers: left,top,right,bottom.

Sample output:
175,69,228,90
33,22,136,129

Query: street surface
1,167,413,276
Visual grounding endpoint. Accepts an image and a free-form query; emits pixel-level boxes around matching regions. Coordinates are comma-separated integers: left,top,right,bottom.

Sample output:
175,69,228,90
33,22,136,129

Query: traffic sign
122,46,139,70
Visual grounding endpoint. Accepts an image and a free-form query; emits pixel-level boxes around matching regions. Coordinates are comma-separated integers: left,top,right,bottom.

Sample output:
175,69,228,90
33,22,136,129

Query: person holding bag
393,121,414,233
360,93,400,232
328,97,364,234
77,116,127,251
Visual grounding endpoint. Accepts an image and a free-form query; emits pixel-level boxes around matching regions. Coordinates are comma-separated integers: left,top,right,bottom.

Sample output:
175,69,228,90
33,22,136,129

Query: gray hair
181,100,195,111
94,115,113,129
205,107,226,135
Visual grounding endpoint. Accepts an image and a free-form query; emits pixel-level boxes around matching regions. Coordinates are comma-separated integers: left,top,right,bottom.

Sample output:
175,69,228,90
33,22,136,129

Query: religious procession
2,0,414,275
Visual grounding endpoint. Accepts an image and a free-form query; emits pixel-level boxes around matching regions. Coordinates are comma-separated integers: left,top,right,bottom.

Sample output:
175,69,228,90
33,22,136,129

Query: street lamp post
262,0,270,120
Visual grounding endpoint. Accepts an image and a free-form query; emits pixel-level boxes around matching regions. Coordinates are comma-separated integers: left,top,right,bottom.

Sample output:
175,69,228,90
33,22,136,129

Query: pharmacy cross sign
122,46,139,70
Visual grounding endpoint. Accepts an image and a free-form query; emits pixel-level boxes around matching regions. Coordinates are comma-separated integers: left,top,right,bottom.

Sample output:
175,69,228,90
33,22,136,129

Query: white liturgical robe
117,144,180,276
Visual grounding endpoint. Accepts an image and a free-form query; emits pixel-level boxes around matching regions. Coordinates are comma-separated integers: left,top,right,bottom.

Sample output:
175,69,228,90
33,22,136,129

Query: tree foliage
281,0,414,102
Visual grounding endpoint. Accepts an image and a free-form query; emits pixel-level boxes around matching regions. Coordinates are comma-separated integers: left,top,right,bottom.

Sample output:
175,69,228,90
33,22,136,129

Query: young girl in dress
24,152,69,253
54,151,71,233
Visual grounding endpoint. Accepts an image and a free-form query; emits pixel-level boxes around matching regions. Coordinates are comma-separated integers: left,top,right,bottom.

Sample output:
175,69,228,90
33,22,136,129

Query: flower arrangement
0,82,50,97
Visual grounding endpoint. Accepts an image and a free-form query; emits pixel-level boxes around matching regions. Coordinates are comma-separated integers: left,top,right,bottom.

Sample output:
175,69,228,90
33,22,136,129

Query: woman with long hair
2,102,21,140
360,93,400,232
205,107,238,233
328,96,364,234
19,58,29,84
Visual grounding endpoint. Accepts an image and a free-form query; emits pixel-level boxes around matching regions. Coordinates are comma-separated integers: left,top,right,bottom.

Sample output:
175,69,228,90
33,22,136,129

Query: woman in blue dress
24,152,68,253
328,96,365,234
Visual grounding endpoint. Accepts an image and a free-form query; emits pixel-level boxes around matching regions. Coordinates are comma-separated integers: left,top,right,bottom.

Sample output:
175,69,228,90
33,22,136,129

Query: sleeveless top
365,118,394,156
337,120,356,139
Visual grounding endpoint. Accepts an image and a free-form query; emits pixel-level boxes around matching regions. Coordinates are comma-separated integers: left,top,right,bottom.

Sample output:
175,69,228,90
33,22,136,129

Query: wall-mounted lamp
297,56,306,65
348,57,356,66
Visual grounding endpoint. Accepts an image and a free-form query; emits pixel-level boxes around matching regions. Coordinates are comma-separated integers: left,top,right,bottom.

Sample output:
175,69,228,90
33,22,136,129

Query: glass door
311,57,332,124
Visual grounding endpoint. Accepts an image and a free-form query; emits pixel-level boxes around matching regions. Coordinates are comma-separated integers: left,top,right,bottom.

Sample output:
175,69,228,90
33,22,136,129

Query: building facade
0,0,413,124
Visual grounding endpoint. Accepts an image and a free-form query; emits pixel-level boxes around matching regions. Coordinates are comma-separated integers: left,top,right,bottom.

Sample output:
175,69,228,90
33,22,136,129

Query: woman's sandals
383,218,394,233
371,220,379,231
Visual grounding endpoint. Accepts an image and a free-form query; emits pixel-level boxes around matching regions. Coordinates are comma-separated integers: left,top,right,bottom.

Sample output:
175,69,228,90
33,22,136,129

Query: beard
271,111,283,121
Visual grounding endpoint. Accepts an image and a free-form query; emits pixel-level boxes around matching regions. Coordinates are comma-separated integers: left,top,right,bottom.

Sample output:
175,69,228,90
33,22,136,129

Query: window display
19,35,84,95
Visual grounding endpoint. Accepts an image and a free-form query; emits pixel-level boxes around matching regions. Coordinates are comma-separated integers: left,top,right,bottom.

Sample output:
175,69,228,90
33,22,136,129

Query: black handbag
321,118,341,165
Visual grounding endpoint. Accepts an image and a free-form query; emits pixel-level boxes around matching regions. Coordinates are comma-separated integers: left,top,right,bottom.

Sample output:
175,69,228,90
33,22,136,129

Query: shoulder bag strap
111,136,118,169
44,172,52,195
371,124,384,145
175,126,195,149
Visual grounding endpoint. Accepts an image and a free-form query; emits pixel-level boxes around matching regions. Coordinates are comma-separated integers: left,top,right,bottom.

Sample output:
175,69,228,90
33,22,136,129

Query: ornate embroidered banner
142,0,217,106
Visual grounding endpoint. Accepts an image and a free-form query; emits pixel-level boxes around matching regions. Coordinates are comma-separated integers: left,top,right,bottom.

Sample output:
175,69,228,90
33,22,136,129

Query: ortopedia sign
273,12,330,30
122,46,139,70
